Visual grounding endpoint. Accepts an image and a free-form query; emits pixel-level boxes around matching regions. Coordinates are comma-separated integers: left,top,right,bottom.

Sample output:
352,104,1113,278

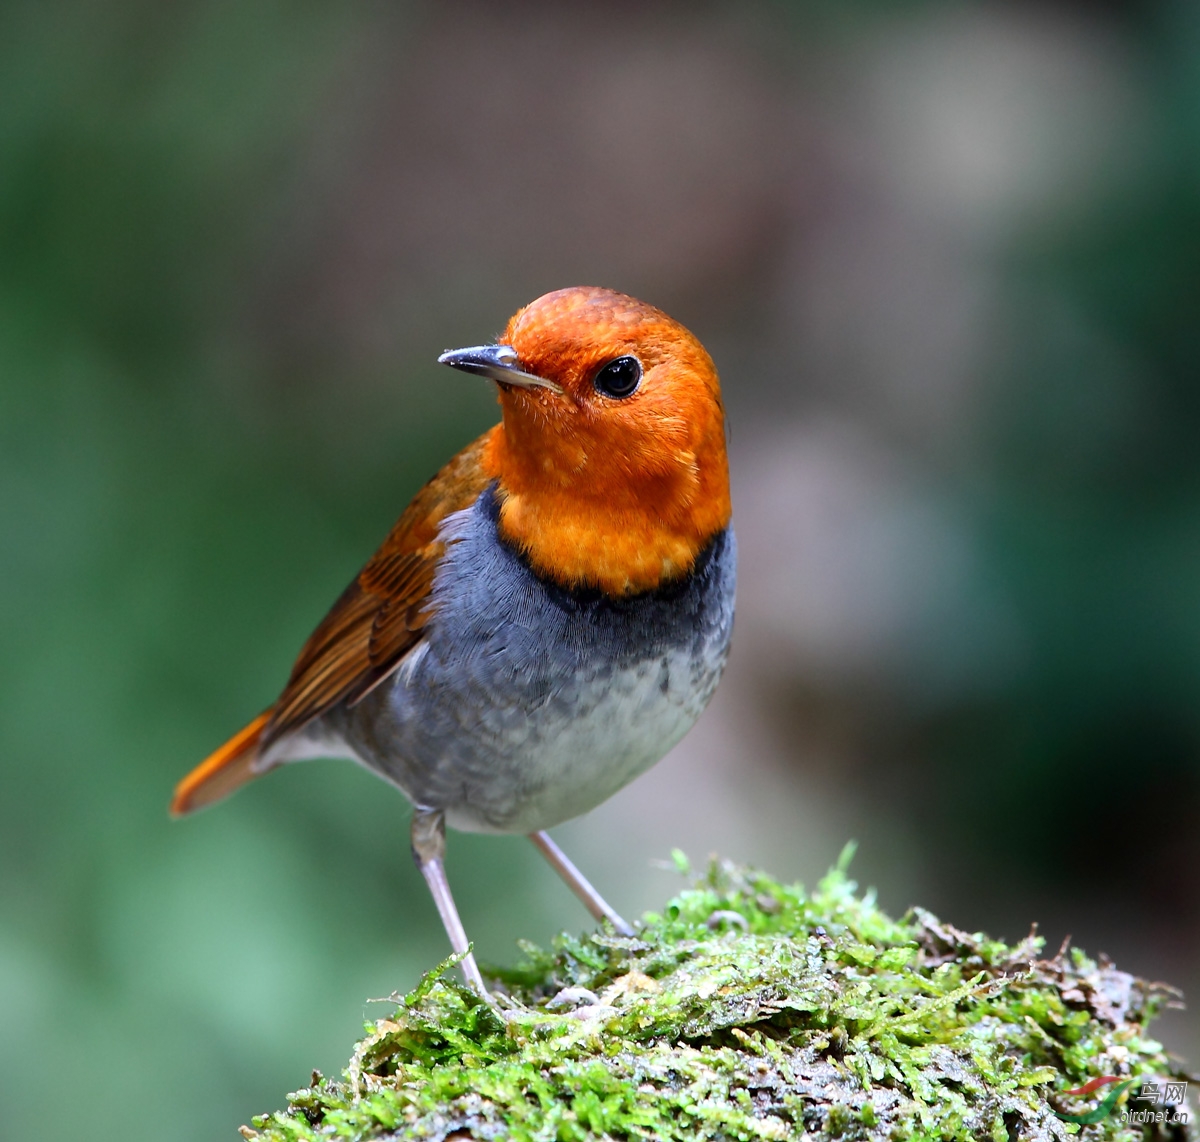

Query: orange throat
480,420,731,596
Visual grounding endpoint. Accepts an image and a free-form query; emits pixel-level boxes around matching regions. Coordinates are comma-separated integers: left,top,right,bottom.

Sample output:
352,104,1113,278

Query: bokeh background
3,1,1198,1137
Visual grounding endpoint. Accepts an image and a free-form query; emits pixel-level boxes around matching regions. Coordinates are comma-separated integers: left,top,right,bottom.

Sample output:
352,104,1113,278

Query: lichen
242,846,1192,1141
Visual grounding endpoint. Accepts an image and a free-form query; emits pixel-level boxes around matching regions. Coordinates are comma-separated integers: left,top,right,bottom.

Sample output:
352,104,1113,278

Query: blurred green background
2,1,1198,1138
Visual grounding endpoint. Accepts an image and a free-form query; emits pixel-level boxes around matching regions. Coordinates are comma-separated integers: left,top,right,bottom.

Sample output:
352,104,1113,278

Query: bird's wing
261,429,495,749
171,430,495,816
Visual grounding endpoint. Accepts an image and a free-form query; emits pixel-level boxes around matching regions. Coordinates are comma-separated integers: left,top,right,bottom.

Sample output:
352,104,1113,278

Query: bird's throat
481,424,730,596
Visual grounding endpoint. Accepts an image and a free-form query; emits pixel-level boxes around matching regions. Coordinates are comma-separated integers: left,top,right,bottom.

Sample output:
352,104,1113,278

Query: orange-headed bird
172,286,735,997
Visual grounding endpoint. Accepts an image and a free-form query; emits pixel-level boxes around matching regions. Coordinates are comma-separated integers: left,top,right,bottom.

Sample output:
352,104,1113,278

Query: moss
242,846,1192,1141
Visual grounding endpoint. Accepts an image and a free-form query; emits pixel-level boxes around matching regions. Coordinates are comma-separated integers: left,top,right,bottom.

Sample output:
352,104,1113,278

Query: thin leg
411,808,490,999
529,830,634,936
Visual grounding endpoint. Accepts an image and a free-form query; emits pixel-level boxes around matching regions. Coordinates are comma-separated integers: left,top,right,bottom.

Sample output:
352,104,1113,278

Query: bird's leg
529,830,634,936
410,808,490,999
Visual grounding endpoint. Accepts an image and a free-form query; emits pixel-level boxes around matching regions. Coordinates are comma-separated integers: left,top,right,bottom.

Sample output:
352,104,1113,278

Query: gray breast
331,487,736,834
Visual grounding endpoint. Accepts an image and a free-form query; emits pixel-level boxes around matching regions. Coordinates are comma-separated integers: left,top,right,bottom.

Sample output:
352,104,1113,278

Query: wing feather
260,430,495,749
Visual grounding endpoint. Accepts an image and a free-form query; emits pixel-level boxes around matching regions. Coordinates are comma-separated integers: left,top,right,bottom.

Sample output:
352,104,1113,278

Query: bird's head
439,286,730,595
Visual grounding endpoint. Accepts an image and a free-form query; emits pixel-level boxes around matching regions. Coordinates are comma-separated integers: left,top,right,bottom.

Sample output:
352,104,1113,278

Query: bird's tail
170,711,272,816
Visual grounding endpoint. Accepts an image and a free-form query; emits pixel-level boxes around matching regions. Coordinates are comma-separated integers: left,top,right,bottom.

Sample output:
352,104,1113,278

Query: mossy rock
244,848,1192,1141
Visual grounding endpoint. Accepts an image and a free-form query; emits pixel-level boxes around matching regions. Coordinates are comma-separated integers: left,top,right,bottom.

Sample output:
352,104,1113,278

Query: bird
171,286,736,997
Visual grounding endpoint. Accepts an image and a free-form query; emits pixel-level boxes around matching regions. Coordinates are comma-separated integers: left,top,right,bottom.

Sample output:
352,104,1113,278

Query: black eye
593,355,642,399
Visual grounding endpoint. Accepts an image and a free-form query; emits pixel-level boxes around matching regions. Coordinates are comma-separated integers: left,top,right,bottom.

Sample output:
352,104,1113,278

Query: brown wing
260,429,495,750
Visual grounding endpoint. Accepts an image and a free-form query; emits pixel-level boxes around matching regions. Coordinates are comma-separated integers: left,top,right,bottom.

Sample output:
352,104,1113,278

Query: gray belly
325,489,736,834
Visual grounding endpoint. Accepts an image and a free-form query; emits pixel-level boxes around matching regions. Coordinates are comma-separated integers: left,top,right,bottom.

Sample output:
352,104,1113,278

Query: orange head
440,286,731,595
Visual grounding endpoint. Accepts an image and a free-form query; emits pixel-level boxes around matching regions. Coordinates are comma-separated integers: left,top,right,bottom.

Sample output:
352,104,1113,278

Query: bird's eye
593,355,642,399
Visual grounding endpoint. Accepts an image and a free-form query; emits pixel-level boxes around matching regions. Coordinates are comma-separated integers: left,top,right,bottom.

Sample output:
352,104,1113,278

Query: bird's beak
437,344,563,394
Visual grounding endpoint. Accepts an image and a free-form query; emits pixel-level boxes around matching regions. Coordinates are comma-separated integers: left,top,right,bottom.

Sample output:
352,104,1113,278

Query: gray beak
437,344,563,394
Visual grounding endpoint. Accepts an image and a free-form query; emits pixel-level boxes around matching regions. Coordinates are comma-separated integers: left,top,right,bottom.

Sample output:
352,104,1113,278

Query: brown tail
170,711,272,816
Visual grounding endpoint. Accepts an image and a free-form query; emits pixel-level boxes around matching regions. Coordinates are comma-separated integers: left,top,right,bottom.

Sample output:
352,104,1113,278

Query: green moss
243,848,1192,1141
